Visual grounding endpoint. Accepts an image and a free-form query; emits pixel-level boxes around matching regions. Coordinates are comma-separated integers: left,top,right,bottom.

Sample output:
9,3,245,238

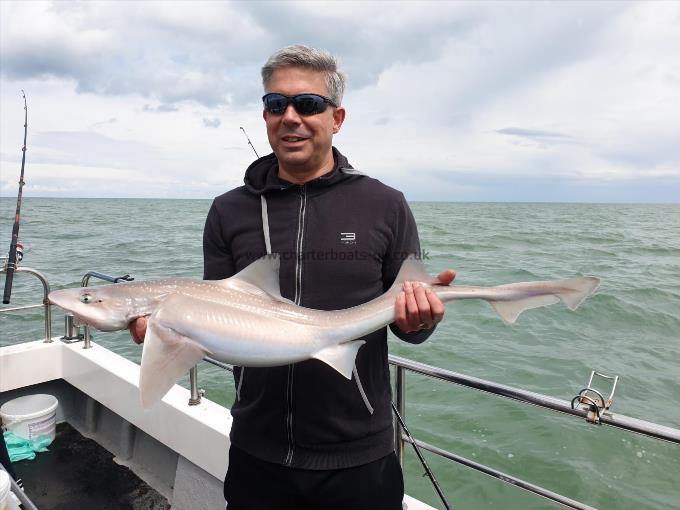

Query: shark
47,256,600,408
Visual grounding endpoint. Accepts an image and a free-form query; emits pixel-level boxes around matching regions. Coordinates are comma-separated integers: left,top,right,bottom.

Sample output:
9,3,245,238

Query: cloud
406,170,680,203
28,131,167,171
90,117,117,129
1,1,678,201
496,127,572,141
0,2,261,107
143,104,179,113
0,2,486,107
202,117,221,128
598,136,680,172
240,2,480,89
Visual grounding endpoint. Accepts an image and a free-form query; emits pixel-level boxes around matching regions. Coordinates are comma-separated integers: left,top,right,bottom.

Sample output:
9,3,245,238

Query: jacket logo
340,232,356,244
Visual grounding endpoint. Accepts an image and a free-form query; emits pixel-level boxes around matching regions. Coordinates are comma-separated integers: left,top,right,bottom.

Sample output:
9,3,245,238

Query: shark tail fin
312,340,365,379
489,295,560,324
139,315,210,409
489,276,600,324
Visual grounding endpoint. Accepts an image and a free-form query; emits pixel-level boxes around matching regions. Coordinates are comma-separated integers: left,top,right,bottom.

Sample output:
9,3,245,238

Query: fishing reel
14,243,24,263
2,243,24,268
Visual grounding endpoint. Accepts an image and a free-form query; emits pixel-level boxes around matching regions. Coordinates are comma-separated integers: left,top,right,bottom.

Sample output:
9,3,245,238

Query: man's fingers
426,288,445,323
136,317,148,342
395,282,447,333
394,291,412,332
437,269,456,286
130,316,147,344
403,282,420,327
412,283,434,328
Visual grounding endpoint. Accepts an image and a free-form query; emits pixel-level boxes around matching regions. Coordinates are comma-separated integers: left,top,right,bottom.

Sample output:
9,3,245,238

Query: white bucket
0,471,21,510
0,470,9,510
0,394,58,442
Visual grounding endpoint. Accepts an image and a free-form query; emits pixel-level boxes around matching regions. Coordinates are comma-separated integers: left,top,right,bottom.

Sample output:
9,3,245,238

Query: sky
0,1,679,202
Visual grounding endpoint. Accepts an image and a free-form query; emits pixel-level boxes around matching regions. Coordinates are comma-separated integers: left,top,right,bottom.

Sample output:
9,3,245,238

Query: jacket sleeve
203,200,236,281
383,193,436,345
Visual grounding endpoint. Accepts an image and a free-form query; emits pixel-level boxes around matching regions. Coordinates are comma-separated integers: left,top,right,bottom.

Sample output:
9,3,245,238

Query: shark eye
80,293,94,304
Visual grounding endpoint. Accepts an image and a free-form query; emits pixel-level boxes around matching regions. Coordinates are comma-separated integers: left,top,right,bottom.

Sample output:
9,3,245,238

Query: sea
1,198,679,510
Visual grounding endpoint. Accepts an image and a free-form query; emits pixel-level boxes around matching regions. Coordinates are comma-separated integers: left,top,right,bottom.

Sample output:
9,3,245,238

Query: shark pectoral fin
489,295,560,324
139,319,209,409
312,340,365,379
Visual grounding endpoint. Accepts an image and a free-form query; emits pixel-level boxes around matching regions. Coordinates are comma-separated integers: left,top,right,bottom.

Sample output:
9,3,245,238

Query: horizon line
0,195,678,206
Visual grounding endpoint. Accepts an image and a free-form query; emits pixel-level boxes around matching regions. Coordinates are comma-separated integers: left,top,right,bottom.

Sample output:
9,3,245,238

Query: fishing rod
240,126,260,159
3,91,28,304
392,402,453,510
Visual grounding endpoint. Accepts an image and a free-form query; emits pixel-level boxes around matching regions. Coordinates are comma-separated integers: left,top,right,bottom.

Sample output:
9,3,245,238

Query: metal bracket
571,371,619,424
61,313,84,343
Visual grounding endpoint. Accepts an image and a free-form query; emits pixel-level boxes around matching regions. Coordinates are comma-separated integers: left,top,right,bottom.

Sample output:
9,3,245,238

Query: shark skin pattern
48,255,600,408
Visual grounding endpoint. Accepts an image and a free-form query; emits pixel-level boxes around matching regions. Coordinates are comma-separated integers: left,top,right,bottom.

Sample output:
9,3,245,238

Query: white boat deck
0,339,435,509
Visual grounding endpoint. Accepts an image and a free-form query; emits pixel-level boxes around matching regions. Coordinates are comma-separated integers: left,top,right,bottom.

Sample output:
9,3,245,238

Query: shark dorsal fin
224,254,292,303
387,255,436,294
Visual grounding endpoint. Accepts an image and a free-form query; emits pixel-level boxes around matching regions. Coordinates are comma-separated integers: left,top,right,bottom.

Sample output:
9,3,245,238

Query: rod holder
62,313,82,342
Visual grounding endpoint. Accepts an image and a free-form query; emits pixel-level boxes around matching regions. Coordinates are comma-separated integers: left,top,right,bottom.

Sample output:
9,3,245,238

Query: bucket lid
0,470,10,497
0,394,58,421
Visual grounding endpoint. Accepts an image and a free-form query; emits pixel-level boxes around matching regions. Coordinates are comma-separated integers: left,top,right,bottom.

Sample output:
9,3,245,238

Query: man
131,45,455,509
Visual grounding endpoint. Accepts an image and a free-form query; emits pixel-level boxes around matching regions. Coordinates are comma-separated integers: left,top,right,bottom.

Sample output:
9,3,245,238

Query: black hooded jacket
203,147,433,469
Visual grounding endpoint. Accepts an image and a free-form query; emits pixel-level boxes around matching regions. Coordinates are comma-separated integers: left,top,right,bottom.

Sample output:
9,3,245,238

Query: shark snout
48,288,128,331
48,288,79,309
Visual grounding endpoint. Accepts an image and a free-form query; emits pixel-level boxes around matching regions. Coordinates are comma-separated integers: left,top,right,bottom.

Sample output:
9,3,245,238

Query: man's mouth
281,135,307,143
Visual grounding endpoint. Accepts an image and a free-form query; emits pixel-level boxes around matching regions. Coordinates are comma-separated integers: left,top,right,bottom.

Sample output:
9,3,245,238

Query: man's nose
281,104,302,124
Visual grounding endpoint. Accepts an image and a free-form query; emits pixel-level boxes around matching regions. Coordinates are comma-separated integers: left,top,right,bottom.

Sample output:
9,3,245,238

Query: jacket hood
243,147,359,196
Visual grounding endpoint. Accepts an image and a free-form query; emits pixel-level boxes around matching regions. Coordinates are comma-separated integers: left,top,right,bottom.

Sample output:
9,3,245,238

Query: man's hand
394,270,456,333
129,316,147,345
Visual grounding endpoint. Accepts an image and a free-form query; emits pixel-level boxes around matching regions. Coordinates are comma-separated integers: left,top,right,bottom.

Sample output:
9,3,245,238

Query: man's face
263,66,345,176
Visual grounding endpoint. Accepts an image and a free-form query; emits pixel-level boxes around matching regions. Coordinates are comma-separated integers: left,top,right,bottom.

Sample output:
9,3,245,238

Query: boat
1,259,679,510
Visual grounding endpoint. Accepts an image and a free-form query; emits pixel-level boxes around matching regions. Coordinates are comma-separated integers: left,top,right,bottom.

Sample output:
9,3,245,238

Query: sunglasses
262,93,338,116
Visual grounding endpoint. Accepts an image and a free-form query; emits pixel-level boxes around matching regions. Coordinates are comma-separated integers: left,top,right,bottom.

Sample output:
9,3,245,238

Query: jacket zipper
285,184,307,466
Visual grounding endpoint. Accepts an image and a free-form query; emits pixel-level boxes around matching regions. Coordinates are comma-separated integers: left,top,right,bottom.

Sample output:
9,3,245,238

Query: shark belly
156,296,328,367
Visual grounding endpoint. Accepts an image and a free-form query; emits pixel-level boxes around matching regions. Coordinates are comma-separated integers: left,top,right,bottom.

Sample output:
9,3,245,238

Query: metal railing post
188,365,202,405
394,365,406,467
83,324,92,349
43,290,52,342
0,265,52,342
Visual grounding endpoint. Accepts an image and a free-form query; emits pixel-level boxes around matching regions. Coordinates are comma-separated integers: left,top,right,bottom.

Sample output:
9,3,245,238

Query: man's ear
333,107,346,134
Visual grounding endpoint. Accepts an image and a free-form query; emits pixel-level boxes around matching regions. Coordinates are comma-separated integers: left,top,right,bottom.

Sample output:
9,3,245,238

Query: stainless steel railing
0,265,136,349
387,355,680,509
0,264,52,342
389,355,680,445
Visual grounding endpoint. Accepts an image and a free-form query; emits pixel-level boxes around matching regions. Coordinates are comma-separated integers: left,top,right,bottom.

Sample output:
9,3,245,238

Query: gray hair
261,45,346,106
